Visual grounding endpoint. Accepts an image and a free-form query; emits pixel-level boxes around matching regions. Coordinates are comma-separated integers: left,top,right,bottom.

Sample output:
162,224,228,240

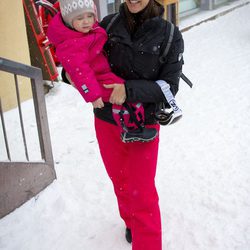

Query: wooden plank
0,162,56,218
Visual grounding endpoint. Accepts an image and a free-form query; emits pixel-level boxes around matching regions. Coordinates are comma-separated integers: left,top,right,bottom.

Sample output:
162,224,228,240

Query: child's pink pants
95,117,162,250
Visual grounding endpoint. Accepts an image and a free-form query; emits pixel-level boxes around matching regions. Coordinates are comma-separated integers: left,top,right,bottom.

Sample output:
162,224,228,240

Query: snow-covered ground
1,2,250,250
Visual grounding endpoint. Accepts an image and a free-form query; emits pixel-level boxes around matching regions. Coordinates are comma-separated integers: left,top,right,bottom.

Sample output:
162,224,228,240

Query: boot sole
121,132,158,143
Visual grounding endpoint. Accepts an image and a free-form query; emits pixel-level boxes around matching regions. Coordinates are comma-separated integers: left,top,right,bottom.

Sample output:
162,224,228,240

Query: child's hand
92,97,104,109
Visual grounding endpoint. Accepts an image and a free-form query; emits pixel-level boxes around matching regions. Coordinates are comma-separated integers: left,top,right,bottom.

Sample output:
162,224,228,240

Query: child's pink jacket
47,13,124,103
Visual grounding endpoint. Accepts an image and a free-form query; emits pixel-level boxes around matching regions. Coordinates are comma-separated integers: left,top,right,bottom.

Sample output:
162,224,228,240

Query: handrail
0,57,56,218
0,57,42,79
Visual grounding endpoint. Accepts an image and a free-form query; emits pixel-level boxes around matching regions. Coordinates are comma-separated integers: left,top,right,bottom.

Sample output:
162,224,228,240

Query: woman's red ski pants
95,117,162,250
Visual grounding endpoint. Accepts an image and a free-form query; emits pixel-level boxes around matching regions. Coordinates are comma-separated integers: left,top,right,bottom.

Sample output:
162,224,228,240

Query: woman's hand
103,84,126,105
92,97,104,109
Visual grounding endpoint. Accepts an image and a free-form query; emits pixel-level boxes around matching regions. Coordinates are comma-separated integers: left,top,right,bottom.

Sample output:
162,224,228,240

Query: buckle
155,109,182,126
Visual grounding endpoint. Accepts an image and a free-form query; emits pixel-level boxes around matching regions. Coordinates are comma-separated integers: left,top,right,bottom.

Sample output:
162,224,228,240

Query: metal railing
0,57,56,218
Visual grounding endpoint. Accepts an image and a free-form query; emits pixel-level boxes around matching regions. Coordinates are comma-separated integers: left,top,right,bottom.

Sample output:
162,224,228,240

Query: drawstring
122,103,144,131
119,109,128,132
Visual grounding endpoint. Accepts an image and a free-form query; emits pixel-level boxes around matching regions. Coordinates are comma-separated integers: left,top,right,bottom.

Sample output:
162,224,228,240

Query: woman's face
125,0,150,13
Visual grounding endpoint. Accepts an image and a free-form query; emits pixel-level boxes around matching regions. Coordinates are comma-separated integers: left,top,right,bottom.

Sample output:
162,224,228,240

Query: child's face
72,12,95,33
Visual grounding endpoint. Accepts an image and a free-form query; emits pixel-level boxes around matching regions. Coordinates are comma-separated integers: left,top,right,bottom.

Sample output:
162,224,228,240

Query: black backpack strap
159,23,175,64
106,13,120,33
159,22,193,88
181,73,193,88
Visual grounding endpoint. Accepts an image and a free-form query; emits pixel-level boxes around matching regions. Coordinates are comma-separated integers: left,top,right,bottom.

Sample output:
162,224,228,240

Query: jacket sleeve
125,26,184,103
56,40,102,103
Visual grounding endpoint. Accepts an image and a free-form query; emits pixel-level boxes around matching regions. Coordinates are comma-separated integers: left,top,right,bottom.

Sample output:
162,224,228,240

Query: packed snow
1,2,250,250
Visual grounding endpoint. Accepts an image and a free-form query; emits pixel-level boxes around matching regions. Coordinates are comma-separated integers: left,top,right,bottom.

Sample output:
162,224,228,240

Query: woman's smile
125,0,150,13
129,0,140,3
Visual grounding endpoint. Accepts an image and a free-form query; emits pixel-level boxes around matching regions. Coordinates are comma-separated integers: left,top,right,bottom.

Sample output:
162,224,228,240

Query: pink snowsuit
47,13,124,103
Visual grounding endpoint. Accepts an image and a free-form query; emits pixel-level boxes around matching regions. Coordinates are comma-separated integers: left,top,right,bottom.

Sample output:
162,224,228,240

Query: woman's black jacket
94,4,184,125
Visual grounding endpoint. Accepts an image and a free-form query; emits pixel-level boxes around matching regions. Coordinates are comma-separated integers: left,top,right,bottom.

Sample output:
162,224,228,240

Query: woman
94,1,184,249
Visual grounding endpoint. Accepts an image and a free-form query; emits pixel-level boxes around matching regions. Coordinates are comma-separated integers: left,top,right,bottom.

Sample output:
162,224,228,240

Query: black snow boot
125,228,132,244
119,102,158,143
121,127,158,143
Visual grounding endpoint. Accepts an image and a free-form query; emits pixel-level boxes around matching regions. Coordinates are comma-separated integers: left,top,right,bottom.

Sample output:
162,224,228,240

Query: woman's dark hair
124,0,162,33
